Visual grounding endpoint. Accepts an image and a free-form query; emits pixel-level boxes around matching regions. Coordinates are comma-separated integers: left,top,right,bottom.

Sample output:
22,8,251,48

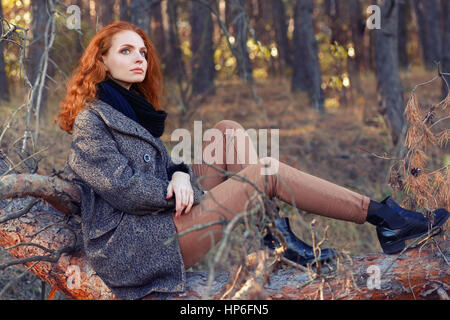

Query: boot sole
381,224,445,254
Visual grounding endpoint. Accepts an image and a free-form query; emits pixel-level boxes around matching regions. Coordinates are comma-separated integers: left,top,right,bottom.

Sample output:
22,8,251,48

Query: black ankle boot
263,217,337,266
367,196,450,254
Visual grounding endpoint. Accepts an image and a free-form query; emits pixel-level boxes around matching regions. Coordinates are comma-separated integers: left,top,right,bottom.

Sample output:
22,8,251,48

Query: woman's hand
166,171,194,218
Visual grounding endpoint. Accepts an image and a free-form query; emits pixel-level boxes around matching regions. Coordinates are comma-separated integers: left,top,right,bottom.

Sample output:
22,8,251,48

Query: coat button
143,154,151,163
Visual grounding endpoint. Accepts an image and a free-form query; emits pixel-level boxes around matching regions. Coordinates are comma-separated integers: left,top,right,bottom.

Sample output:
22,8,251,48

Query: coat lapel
88,99,166,156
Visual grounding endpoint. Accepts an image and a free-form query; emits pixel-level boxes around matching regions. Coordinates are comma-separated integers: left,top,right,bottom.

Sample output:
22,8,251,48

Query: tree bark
95,0,115,28
28,0,55,118
146,242,450,300
0,174,80,217
374,0,405,146
349,0,365,74
413,0,442,70
291,0,325,113
119,0,130,21
0,1,10,103
165,0,185,80
397,0,410,69
150,0,165,60
441,0,450,98
191,0,215,96
0,192,448,300
346,0,365,96
129,0,151,34
271,0,292,72
229,0,253,85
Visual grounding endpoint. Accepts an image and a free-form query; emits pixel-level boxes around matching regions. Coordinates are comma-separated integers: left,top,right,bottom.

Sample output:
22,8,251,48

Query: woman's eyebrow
119,44,147,50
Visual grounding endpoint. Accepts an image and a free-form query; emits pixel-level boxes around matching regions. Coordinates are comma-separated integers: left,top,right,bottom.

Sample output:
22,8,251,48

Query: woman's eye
140,51,147,57
120,48,130,54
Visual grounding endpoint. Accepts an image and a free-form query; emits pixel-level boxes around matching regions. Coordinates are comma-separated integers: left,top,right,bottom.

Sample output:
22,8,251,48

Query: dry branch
0,173,80,217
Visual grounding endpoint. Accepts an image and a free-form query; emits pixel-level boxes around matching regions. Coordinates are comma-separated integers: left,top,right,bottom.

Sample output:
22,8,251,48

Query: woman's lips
131,69,143,73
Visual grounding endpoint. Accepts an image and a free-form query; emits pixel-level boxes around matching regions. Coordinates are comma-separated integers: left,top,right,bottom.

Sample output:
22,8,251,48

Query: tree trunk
349,0,365,74
324,0,348,45
0,192,448,300
129,0,151,34
229,0,254,85
73,0,85,61
413,0,442,70
146,242,450,300
346,0,365,95
374,0,405,146
0,1,10,103
441,0,450,98
165,0,185,80
271,0,292,73
119,0,130,21
291,0,325,113
28,0,55,118
95,0,115,28
397,0,410,69
249,0,269,46
150,0,165,61
191,0,215,96
224,0,233,31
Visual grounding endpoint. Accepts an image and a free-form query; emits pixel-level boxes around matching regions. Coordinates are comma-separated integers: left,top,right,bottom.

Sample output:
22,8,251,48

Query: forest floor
0,67,448,299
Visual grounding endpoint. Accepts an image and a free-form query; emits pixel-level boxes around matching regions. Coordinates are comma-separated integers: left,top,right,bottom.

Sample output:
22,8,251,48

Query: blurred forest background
0,0,449,299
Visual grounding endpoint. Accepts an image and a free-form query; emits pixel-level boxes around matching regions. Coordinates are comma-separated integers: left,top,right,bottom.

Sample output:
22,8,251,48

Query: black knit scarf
97,78,167,138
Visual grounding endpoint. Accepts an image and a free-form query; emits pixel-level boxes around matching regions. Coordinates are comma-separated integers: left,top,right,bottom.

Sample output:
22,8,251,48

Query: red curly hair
55,21,164,134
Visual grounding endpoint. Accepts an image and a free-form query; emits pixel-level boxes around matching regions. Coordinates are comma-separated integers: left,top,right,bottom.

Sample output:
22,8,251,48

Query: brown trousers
172,120,370,269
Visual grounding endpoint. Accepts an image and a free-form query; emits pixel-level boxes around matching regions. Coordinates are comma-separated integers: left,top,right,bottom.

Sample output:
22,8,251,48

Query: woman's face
102,30,148,90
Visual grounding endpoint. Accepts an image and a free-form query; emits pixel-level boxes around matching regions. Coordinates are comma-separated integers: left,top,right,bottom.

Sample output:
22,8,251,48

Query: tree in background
28,0,55,117
413,0,441,71
150,0,165,65
165,0,185,80
228,0,253,86
374,0,405,147
129,0,151,34
397,0,411,69
119,0,130,21
292,0,325,113
270,0,292,73
441,0,450,98
0,1,10,102
95,0,114,29
190,0,215,96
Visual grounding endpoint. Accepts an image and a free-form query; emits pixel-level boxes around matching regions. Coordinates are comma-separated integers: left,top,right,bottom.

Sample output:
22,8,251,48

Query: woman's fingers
166,182,173,199
174,187,194,218
175,187,186,218
185,192,194,214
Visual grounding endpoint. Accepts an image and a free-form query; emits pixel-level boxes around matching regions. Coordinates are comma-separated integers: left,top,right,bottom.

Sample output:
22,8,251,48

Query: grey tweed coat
62,98,205,300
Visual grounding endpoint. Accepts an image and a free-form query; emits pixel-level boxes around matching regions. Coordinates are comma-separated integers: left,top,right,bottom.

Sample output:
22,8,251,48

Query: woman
55,22,449,300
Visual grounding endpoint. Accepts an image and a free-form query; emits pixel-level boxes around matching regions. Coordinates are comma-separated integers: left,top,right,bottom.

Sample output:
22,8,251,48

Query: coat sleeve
68,109,177,215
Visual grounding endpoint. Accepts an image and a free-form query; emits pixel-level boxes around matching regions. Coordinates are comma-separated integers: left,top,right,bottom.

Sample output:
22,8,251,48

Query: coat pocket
84,209,124,240
82,188,126,240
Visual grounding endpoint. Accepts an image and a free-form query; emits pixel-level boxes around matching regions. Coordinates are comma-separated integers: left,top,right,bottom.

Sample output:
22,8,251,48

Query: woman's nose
133,50,144,62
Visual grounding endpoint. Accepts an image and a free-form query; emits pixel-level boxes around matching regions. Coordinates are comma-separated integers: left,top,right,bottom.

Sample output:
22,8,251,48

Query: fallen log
0,172,449,300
